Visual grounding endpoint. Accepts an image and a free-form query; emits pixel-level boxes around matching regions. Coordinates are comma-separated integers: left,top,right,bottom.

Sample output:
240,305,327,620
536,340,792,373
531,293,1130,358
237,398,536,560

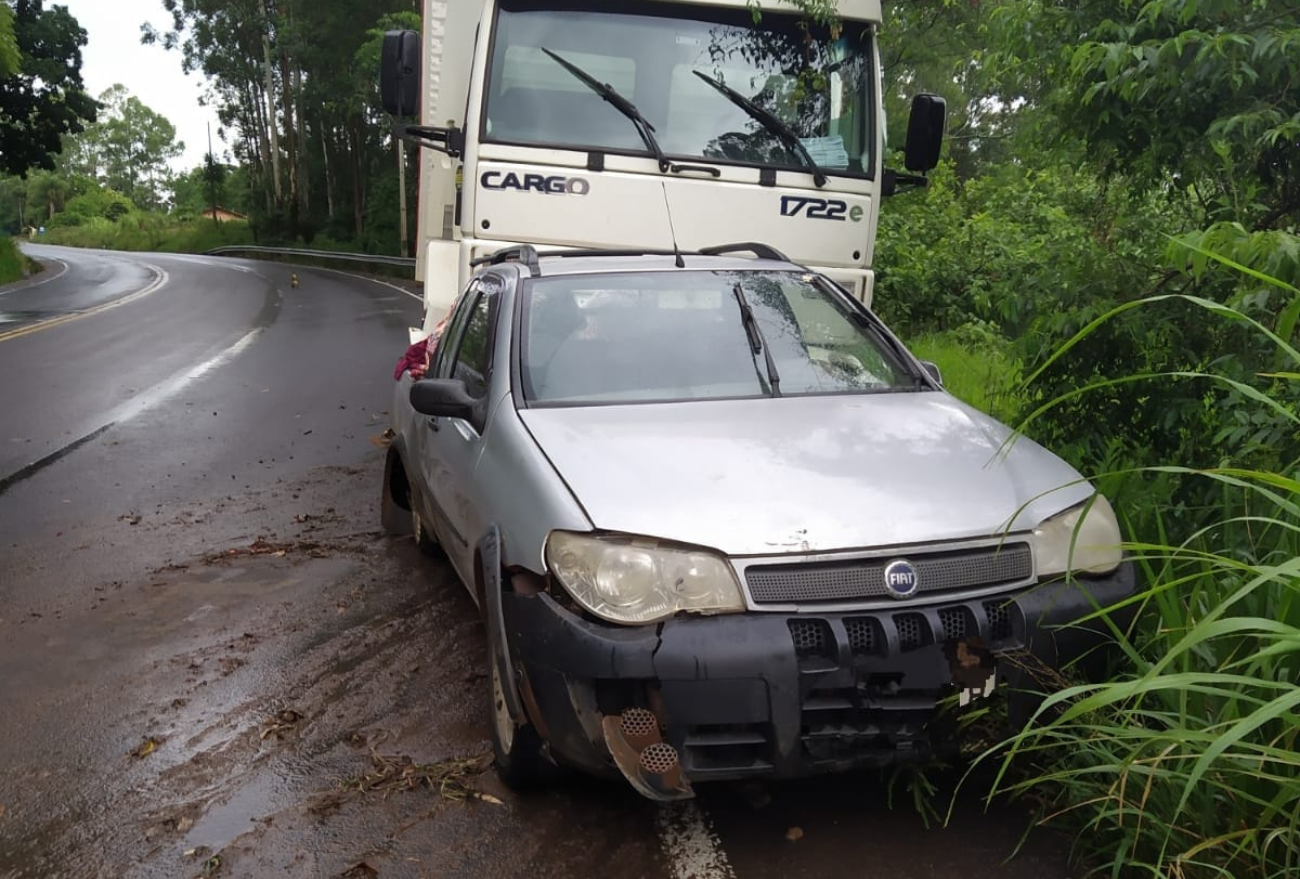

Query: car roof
528,253,800,277
471,244,808,281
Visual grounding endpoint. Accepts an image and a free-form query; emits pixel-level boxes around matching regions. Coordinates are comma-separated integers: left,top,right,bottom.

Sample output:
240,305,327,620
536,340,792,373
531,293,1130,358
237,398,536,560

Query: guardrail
204,245,416,269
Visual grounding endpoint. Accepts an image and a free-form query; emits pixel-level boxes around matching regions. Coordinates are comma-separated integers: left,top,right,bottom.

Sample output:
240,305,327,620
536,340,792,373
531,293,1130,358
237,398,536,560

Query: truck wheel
488,638,559,789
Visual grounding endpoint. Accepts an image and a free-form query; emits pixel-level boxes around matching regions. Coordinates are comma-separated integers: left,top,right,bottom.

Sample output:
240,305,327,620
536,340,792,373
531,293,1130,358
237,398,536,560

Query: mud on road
0,458,661,879
0,455,1072,879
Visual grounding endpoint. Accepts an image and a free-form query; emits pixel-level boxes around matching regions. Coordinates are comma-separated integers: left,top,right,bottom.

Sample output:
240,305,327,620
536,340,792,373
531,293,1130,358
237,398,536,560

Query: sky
59,0,222,171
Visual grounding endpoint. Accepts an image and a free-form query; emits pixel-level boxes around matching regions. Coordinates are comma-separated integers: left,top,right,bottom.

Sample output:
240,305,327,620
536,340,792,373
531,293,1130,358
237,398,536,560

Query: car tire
409,493,440,556
380,451,413,537
488,634,560,789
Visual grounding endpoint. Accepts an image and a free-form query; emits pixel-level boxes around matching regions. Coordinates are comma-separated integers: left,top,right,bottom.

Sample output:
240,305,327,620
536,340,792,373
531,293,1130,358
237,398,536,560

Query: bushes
42,215,256,252
975,270,1300,878
0,234,24,283
873,160,1181,340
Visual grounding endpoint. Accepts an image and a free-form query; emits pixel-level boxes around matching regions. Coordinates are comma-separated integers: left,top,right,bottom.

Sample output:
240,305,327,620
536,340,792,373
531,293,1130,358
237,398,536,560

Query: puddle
0,310,50,325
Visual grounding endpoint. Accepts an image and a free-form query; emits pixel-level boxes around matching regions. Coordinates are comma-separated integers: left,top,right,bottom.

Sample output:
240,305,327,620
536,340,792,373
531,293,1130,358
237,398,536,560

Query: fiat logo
883,559,919,599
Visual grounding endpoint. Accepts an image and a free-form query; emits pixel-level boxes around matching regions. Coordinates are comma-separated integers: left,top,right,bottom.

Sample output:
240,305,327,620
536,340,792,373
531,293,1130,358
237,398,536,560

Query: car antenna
660,181,686,268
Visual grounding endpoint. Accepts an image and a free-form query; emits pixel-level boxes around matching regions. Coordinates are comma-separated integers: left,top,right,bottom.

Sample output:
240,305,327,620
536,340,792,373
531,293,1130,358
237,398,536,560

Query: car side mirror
381,30,421,117
410,378,475,420
919,360,943,386
904,94,946,173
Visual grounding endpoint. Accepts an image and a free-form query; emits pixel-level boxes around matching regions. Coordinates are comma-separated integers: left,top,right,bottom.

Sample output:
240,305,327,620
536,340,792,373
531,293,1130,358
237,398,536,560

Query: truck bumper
501,564,1136,785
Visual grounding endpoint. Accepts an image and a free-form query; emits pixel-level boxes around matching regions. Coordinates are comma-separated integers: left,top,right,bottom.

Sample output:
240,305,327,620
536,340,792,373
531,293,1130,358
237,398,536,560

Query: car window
520,270,914,405
433,280,481,380
450,284,497,399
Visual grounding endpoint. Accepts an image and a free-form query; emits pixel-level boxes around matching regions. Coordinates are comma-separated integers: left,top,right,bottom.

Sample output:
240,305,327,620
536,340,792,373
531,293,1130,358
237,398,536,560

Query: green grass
41,217,256,253
907,327,1024,421
0,235,25,284
967,250,1300,878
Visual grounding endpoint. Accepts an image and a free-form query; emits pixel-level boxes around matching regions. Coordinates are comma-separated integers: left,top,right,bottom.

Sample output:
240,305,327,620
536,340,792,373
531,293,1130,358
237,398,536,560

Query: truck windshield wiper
732,282,782,396
692,70,828,187
541,47,670,172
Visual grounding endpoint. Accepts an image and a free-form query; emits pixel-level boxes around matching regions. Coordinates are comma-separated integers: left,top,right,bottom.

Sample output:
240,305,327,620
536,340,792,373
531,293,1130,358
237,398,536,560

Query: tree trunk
258,0,282,207
321,125,336,220
351,117,364,240
279,49,297,217
294,64,309,214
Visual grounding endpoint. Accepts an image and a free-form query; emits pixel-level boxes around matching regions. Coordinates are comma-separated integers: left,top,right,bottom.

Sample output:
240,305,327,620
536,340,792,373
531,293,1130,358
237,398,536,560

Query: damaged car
382,243,1134,800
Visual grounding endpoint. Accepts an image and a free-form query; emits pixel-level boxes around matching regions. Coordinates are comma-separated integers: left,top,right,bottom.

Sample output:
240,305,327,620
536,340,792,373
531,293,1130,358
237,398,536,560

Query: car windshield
519,270,914,405
484,0,876,178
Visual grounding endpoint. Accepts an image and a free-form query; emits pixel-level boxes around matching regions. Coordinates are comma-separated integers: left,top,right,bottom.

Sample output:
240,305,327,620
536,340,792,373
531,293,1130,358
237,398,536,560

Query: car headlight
545,531,745,625
1031,495,1123,578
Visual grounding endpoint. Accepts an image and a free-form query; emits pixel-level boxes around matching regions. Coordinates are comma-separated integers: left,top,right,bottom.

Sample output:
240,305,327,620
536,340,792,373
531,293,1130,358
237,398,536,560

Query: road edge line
0,262,170,343
0,256,70,298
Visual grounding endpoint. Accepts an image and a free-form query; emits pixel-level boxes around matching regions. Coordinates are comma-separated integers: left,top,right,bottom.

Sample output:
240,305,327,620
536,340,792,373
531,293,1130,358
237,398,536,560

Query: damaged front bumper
501,565,1136,796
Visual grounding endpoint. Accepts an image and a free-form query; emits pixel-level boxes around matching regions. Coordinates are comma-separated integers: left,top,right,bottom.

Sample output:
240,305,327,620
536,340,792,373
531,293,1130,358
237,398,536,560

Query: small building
200,206,249,223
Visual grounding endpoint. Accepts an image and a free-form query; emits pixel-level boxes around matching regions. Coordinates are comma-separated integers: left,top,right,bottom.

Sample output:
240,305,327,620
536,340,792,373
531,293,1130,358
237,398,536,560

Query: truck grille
746,543,1032,605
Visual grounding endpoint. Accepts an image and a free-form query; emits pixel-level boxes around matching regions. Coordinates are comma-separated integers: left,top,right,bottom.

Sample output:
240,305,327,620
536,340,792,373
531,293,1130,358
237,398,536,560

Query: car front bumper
501,564,1136,785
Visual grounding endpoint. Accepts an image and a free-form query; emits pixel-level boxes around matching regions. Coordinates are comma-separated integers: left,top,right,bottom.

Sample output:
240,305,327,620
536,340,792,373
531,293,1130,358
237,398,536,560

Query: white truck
381,0,944,334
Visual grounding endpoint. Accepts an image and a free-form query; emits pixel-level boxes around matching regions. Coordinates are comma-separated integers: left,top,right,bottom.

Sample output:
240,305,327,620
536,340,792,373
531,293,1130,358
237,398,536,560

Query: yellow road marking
0,264,169,344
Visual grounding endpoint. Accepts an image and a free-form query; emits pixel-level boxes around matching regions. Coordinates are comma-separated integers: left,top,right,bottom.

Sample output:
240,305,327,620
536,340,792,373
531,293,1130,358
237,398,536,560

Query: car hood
518,393,1092,557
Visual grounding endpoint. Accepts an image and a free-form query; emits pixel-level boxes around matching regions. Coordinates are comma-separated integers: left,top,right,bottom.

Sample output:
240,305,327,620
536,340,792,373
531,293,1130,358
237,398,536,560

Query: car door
420,277,500,584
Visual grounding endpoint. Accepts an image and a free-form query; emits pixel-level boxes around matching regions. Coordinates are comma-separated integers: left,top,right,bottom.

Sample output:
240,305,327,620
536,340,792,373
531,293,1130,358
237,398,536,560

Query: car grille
746,543,1033,605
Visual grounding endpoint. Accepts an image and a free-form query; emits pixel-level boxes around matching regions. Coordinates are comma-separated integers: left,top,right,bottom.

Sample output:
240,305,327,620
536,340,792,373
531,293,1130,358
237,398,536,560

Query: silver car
382,243,1133,800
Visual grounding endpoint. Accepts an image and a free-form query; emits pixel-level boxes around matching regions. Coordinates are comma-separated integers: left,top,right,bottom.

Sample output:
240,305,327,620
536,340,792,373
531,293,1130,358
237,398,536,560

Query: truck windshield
484,0,876,179
520,271,913,405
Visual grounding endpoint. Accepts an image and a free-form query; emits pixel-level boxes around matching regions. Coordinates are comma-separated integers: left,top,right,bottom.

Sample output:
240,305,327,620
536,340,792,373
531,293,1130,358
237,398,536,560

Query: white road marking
0,289,263,492
0,263,169,343
657,802,737,879
0,256,70,296
104,324,263,427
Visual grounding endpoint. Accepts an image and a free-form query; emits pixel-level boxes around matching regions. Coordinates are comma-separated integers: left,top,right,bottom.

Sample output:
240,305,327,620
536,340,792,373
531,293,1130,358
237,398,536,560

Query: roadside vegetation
0,234,25,284
865,1,1300,875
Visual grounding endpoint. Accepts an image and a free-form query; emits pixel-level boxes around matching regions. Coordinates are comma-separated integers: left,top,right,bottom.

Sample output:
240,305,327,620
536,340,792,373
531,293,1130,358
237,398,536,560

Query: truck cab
383,0,943,332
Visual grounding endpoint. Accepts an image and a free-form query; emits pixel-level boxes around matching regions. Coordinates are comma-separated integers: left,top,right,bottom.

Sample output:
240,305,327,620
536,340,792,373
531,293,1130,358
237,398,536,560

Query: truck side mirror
381,30,421,117
904,94,946,173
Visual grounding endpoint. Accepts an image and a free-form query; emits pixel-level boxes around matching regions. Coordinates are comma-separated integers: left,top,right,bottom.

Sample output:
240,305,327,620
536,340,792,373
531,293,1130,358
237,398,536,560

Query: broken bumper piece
501,564,1136,796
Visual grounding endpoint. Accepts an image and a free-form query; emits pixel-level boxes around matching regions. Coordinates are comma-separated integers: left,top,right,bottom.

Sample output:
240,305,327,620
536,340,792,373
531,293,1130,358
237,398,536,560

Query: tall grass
975,253,1300,877
41,216,256,253
0,235,25,284
908,322,1024,421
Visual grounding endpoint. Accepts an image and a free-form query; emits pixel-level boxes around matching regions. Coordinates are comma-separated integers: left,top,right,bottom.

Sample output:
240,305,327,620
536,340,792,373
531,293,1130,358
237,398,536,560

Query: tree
993,0,1300,236
146,0,421,247
0,3,20,77
0,0,97,176
95,85,184,210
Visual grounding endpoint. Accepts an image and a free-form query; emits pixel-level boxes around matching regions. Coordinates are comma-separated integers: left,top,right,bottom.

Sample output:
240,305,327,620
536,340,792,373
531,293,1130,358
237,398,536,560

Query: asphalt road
0,244,1075,879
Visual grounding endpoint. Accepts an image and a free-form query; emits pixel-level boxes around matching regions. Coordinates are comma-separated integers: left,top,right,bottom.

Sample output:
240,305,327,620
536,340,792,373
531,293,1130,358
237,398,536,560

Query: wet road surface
0,245,1074,878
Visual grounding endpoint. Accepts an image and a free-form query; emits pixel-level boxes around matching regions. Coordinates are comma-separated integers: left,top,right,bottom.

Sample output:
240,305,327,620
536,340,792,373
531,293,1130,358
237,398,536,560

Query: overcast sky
59,0,222,171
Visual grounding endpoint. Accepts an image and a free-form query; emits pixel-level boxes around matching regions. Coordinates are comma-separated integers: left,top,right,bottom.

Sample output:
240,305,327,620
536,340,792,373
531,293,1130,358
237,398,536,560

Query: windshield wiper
692,70,828,187
541,47,670,172
732,282,782,396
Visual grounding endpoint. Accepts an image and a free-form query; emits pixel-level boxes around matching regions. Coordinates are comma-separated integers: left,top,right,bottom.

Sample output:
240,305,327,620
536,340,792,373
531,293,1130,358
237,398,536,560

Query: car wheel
380,450,413,537
488,640,559,789
410,498,440,556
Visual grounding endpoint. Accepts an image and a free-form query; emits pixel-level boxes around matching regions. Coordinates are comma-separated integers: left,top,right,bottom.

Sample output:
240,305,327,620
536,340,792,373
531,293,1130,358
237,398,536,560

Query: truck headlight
1031,495,1123,578
545,531,745,625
